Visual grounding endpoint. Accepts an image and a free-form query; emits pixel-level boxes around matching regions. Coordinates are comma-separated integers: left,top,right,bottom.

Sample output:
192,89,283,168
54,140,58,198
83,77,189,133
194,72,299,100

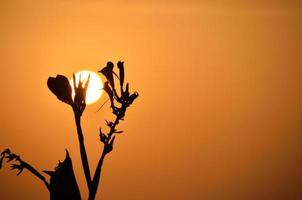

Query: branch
88,61,138,200
89,116,120,200
0,149,50,191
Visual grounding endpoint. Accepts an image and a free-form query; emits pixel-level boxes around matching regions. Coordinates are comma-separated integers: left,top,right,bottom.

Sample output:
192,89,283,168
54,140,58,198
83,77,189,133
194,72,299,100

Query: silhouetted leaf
46,151,81,200
47,75,73,105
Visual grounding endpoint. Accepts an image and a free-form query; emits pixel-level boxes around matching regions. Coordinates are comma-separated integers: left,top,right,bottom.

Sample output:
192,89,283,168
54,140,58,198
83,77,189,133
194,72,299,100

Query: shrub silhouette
0,61,138,200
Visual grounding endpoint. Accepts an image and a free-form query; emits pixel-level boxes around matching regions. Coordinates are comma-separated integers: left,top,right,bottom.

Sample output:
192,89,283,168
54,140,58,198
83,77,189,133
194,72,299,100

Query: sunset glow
1,1,302,199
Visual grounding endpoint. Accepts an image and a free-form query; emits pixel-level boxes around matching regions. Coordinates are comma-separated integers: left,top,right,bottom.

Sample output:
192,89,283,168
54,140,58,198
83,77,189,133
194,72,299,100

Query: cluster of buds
47,74,90,117
98,61,138,153
100,61,138,119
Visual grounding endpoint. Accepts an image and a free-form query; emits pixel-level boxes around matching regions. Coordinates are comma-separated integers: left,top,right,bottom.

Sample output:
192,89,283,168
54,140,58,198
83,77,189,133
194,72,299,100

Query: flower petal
99,61,115,88
47,75,73,105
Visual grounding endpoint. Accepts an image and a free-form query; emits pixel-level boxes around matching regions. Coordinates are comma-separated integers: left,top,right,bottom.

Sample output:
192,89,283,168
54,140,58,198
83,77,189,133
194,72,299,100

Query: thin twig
19,159,50,191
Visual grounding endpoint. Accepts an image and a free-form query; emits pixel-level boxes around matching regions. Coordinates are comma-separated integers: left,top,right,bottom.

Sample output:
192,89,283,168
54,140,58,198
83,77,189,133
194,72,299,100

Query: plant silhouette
0,61,138,200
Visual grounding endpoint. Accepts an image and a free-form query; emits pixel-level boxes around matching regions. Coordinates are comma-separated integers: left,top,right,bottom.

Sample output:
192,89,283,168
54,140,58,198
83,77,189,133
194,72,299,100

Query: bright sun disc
70,70,103,105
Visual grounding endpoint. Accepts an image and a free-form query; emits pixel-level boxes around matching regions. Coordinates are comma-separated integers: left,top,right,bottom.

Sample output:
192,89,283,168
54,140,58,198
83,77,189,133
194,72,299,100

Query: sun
70,70,103,105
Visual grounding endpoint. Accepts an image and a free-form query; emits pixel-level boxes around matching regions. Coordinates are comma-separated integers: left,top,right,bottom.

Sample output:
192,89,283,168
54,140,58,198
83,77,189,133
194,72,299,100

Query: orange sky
0,1,301,199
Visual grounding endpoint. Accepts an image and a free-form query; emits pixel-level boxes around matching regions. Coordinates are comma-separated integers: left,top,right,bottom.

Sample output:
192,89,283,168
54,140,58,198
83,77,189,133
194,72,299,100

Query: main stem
74,112,92,191
89,116,120,200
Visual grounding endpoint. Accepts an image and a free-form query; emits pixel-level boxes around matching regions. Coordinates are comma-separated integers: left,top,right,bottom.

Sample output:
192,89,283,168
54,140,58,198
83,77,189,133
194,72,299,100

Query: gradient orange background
0,1,302,199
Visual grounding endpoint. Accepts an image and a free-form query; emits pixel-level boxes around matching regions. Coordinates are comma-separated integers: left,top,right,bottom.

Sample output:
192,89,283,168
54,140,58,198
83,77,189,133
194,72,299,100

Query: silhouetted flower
72,73,90,116
47,75,73,105
99,61,115,88
98,61,139,120
47,74,90,116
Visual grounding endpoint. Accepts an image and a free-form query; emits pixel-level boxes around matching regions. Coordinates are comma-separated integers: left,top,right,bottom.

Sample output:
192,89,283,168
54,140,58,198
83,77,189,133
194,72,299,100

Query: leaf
46,151,81,200
47,75,73,105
